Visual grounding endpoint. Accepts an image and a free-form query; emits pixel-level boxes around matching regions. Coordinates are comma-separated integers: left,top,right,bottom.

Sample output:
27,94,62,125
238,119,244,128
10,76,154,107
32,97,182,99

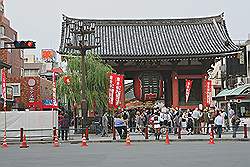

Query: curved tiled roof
59,13,241,60
215,84,250,98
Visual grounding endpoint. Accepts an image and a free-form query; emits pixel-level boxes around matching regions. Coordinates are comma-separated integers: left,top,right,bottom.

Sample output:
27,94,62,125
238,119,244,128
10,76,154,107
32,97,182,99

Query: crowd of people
57,104,242,140
111,105,241,140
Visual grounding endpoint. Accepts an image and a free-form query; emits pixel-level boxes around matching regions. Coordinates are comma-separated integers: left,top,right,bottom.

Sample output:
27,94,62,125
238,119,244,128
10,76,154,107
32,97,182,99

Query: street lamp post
65,22,100,132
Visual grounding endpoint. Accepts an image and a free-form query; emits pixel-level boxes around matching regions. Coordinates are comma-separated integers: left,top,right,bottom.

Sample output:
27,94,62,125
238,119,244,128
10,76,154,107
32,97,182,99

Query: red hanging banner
113,74,124,109
185,79,193,103
108,73,117,108
205,80,212,107
1,69,7,110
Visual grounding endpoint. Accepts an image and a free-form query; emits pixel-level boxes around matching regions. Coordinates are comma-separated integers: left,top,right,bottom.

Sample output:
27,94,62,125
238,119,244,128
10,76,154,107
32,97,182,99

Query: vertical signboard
113,74,124,109
52,71,58,107
205,80,212,107
1,69,6,110
108,73,124,109
108,73,116,108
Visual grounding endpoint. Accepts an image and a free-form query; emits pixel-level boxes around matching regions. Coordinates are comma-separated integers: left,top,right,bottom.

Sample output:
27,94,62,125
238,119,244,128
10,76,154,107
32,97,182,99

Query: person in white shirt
192,108,201,134
150,112,163,140
214,112,224,138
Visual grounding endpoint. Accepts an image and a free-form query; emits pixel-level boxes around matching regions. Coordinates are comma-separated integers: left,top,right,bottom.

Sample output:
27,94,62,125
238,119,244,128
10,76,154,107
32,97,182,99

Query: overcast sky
4,0,250,57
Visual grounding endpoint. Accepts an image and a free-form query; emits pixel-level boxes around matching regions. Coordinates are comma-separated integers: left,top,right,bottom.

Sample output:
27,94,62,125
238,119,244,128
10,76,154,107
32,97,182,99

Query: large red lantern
133,72,163,101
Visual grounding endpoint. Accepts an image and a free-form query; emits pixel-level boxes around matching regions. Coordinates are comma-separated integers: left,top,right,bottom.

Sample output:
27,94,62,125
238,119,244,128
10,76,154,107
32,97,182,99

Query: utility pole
65,22,100,131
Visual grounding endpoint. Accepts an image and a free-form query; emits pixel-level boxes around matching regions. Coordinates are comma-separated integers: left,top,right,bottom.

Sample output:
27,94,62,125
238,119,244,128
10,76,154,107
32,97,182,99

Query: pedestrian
94,115,102,135
135,111,141,133
231,113,241,138
181,111,187,132
224,111,230,132
61,112,70,140
173,113,180,134
101,112,109,137
139,112,146,133
199,110,205,134
186,113,194,135
228,108,235,131
203,108,210,134
58,111,64,138
114,115,127,139
214,112,223,138
192,108,201,134
150,112,163,140
129,109,136,132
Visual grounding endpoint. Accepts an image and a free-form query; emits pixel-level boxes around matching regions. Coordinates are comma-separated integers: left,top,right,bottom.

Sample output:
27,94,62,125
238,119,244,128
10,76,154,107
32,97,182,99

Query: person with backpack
231,113,241,138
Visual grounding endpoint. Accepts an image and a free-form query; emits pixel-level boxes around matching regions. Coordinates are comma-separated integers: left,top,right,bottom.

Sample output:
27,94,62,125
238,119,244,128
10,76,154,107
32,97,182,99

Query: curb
70,138,250,144
3,138,250,145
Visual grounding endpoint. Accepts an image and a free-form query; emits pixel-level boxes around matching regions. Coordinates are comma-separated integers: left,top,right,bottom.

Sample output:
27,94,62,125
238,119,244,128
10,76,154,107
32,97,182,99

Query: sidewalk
3,131,249,145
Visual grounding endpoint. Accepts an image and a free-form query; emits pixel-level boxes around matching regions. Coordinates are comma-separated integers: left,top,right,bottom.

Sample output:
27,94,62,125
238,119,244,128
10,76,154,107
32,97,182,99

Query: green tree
56,54,113,112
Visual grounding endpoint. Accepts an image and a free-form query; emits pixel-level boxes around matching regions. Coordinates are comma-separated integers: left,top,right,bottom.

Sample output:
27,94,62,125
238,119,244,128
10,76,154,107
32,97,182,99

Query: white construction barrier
0,110,58,139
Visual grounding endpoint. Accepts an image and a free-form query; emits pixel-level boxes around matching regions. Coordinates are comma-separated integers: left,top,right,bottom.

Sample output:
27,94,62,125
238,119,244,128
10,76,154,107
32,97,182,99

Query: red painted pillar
172,71,179,108
121,77,125,108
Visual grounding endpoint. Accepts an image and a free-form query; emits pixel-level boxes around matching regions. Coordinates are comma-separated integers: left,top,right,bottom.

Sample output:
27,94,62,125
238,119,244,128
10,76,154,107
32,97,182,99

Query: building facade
60,14,241,109
0,1,24,110
0,1,53,111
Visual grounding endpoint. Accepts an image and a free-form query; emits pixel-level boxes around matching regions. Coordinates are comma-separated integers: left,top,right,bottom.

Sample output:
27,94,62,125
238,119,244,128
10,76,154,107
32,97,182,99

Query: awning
215,84,250,98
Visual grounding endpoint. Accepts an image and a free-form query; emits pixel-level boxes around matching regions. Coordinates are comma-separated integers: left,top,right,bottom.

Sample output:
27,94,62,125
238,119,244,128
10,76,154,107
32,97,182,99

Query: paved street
0,142,249,167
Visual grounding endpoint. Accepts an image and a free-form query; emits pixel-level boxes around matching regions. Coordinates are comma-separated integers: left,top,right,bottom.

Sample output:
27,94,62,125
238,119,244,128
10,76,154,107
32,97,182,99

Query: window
24,69,39,76
0,26,5,48
0,26,4,35
7,83,21,96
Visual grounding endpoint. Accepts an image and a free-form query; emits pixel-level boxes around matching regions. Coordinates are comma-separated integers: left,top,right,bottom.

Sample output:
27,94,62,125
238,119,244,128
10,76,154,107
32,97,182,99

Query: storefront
214,84,250,118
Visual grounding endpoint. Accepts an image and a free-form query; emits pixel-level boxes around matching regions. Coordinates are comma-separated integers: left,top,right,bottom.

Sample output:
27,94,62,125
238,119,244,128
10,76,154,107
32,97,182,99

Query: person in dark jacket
231,113,241,138
186,113,194,135
61,112,70,140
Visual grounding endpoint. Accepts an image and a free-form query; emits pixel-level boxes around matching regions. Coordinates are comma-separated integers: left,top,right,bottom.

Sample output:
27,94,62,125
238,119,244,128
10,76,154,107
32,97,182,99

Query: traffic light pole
0,40,36,50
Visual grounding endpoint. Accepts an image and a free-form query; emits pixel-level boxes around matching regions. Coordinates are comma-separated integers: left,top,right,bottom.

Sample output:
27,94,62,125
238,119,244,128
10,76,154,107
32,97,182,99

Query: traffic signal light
13,41,36,49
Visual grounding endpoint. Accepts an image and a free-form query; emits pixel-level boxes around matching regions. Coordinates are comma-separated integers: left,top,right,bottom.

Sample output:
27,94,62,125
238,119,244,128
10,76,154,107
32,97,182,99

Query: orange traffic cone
53,133,60,147
165,131,170,145
125,133,131,146
81,134,88,147
208,130,215,144
1,129,8,149
20,134,29,148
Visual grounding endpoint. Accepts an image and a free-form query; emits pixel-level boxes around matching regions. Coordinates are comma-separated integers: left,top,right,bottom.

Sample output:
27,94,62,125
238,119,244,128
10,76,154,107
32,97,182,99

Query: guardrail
0,124,248,142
